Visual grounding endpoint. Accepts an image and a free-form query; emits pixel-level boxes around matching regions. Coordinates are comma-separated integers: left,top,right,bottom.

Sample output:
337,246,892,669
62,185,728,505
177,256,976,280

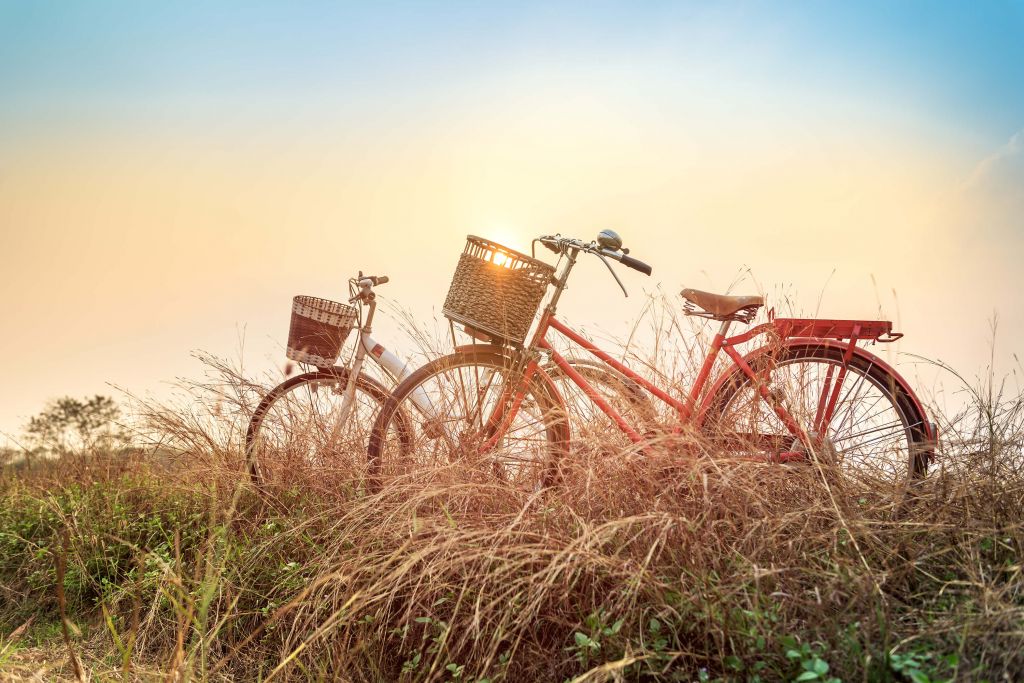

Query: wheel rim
248,374,382,486
714,355,918,483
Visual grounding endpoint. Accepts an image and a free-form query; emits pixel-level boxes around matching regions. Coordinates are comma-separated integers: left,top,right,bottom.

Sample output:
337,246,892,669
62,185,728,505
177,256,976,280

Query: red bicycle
367,232,936,489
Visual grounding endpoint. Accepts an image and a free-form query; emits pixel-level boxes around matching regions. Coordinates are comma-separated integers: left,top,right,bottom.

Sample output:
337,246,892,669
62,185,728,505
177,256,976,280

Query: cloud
960,129,1024,240
965,128,1024,194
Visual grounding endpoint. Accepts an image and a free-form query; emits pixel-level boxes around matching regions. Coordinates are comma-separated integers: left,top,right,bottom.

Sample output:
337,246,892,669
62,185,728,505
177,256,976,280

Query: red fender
696,338,936,443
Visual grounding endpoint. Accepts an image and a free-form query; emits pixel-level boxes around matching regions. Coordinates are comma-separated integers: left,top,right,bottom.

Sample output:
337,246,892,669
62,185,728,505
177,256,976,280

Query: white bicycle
244,273,417,487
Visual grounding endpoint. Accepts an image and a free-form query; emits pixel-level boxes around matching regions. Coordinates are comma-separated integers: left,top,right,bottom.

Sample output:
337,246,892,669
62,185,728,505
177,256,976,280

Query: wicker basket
442,236,555,345
286,295,358,366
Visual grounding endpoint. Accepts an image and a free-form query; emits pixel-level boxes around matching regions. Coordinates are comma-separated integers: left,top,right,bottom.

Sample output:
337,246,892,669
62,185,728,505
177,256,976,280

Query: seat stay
720,342,813,449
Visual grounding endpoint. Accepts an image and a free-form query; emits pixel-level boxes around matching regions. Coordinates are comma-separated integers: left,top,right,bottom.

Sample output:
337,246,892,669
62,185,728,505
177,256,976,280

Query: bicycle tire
366,348,570,490
701,343,930,482
246,367,412,487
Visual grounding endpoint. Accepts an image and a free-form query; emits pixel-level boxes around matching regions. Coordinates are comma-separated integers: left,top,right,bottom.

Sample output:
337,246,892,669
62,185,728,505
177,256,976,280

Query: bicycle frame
324,282,414,438
334,278,450,429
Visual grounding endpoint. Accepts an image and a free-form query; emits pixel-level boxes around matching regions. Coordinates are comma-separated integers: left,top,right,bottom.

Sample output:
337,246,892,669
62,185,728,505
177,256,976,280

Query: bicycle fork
475,356,544,454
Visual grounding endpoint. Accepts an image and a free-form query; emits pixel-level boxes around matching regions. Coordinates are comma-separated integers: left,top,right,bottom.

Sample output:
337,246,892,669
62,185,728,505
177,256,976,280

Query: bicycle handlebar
355,274,389,287
601,249,653,276
349,273,390,304
537,235,652,277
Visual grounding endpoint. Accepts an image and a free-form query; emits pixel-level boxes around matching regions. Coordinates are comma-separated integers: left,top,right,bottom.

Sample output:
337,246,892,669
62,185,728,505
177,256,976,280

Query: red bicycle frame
478,310,930,461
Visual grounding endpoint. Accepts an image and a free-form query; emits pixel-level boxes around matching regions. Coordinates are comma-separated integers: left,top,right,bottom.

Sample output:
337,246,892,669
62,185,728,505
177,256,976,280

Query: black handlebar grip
541,240,560,254
619,254,652,276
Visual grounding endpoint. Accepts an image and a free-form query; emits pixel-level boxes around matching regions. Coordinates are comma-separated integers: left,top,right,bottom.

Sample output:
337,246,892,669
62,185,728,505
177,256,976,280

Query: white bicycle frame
324,276,436,443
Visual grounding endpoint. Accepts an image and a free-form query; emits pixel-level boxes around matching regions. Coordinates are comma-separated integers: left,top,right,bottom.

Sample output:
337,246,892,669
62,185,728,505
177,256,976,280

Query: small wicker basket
286,295,358,367
442,236,555,345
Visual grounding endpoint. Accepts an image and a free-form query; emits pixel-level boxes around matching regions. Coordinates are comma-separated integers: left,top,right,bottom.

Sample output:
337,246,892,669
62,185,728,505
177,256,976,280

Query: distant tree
25,395,124,456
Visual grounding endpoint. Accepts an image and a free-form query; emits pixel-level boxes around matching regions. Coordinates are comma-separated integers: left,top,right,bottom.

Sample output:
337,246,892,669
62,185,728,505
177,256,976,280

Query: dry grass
1,330,1022,682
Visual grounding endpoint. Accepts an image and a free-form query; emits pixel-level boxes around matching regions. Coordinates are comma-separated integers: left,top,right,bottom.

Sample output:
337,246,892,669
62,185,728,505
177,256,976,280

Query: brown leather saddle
680,288,764,324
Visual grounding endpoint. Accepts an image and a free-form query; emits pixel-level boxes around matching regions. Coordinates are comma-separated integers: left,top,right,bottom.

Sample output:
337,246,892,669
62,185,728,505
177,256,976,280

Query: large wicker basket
286,295,358,366
442,236,555,345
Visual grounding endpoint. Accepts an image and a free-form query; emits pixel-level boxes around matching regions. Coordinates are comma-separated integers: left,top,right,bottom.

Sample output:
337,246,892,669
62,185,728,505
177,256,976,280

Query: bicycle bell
597,229,623,252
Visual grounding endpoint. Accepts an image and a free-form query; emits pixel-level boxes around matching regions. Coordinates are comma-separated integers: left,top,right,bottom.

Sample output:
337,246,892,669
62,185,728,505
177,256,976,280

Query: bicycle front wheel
367,348,570,490
246,368,404,488
702,343,930,484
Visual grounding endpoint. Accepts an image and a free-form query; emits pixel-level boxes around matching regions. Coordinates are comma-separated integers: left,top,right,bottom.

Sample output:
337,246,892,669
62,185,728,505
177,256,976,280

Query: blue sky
2,2,1022,149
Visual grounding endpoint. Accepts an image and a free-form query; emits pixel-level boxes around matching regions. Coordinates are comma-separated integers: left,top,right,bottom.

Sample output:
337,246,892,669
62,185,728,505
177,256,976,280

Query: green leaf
648,618,661,634
574,632,597,650
813,658,829,675
724,655,743,671
796,672,820,681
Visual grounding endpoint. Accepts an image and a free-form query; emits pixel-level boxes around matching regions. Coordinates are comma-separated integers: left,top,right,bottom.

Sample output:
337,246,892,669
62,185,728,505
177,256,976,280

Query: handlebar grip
374,275,389,285
540,240,560,254
618,254,652,276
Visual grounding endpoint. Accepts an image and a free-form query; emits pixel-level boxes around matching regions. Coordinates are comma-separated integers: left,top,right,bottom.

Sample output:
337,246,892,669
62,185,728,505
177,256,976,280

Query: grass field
1,347,1021,682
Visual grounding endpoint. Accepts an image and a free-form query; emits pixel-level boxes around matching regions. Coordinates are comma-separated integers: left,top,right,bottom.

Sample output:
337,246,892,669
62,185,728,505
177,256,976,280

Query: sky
1,1,1023,441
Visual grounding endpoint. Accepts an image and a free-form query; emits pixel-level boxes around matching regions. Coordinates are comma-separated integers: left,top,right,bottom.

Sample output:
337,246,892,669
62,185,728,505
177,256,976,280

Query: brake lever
596,252,629,297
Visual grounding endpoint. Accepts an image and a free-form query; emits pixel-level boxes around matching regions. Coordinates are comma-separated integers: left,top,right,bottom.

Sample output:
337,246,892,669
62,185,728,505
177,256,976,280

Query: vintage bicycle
366,232,937,489
244,273,415,486
245,270,645,487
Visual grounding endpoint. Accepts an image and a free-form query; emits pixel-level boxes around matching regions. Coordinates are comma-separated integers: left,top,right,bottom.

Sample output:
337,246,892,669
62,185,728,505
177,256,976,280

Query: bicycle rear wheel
702,344,930,483
246,368,409,488
366,348,569,490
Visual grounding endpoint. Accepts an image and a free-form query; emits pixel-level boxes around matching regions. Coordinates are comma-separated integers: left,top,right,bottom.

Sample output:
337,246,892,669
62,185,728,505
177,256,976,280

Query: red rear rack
773,318,903,342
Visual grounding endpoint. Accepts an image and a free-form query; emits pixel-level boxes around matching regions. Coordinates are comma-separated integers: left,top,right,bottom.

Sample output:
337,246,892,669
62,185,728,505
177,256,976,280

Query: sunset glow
1,1,1022,438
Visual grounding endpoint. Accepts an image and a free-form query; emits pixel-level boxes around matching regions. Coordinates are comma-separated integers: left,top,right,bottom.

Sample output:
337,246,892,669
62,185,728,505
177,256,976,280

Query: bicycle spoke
708,349,922,483
368,352,566,490
248,371,385,487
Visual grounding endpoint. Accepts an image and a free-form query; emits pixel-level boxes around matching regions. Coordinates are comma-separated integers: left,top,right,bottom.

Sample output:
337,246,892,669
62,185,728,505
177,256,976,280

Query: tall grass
1,328,1021,682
